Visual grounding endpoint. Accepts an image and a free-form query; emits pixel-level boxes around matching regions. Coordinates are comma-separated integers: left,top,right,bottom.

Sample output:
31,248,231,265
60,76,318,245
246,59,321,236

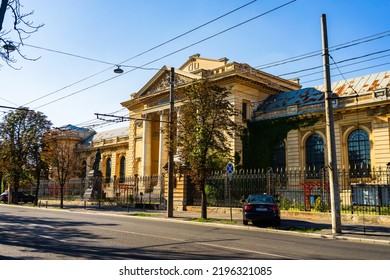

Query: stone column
142,114,151,176
158,111,168,175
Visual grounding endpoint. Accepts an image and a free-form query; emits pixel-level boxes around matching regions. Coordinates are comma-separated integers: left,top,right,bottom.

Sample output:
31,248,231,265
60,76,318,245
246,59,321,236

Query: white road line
87,225,295,259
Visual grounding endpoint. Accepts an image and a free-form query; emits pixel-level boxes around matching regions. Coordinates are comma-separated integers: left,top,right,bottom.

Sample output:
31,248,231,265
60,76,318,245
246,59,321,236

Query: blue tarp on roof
60,124,96,144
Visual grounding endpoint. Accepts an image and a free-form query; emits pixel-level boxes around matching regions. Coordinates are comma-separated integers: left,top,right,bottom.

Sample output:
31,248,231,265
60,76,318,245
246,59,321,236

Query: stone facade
77,126,129,198
120,54,301,178
254,71,390,171
67,55,390,207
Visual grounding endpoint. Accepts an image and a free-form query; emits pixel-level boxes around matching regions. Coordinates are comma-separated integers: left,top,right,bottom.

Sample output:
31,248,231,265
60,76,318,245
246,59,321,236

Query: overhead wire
302,62,390,84
290,54,390,81
0,0,260,124
4,1,389,131
278,48,390,77
273,33,390,84
76,29,390,130
18,0,259,108
30,0,297,111
255,29,390,70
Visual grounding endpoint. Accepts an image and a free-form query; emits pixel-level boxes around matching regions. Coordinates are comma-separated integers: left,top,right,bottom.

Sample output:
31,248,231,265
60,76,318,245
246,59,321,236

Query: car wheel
273,218,281,227
243,219,248,225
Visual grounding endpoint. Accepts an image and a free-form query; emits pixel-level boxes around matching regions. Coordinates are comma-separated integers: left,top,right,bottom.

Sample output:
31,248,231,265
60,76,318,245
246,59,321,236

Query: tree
176,80,242,219
42,129,79,209
0,108,52,204
0,0,43,67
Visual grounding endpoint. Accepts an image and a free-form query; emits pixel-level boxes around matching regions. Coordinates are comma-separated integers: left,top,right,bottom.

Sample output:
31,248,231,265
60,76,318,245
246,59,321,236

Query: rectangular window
242,101,251,121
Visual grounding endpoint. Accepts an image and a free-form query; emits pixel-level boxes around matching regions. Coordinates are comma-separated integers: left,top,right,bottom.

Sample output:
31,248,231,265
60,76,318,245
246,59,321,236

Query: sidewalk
55,203,390,245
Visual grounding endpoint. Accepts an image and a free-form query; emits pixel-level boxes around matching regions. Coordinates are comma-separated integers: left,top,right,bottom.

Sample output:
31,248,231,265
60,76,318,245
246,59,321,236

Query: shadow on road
0,209,268,260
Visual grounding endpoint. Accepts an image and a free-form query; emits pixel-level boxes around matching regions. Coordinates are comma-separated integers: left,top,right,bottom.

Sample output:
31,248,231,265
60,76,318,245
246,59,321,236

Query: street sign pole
226,163,234,221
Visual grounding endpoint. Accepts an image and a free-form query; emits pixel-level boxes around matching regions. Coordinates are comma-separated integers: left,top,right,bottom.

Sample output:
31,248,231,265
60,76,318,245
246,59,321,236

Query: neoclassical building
69,55,389,208
77,126,129,198
254,70,390,172
120,54,301,178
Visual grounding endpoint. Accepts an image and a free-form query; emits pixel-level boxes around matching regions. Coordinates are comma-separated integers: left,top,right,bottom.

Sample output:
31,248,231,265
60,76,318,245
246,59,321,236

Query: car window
248,196,274,203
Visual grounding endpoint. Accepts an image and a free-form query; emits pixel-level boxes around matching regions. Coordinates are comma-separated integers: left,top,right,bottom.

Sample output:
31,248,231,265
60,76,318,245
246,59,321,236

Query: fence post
135,174,139,204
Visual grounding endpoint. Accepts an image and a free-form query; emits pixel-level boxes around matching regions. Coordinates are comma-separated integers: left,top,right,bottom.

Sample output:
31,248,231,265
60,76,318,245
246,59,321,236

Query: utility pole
321,14,342,234
167,67,175,218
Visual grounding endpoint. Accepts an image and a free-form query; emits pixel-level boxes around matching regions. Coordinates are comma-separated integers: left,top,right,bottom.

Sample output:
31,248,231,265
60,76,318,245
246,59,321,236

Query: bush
278,195,292,210
313,196,329,212
205,184,220,206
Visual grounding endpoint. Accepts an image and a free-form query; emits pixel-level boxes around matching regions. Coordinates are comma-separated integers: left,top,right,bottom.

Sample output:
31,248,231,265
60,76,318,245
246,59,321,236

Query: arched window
272,141,286,171
119,156,126,183
348,129,370,176
105,157,112,183
305,134,324,177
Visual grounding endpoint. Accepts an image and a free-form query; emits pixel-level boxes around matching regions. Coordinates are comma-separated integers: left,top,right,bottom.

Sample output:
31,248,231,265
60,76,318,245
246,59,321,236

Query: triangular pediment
135,66,201,99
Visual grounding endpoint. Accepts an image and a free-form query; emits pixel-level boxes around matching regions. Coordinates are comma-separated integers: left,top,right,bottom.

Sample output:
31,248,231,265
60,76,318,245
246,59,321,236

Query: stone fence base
184,206,390,226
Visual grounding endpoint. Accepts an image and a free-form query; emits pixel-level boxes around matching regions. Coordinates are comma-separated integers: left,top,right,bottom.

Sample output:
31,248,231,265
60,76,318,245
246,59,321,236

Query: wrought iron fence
23,167,390,215
109,174,165,206
35,178,86,199
199,167,390,215
33,175,165,207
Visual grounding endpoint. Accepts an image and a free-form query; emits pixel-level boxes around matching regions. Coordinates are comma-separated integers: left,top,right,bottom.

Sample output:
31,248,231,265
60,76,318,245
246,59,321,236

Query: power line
302,62,390,84
329,55,359,95
278,48,390,77
30,0,297,111
112,0,259,67
256,29,390,70
289,53,390,80
17,0,258,108
71,1,298,130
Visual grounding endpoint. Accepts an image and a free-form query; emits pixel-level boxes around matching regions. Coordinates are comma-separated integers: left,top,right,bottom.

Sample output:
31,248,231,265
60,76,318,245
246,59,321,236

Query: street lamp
114,66,124,74
3,41,16,52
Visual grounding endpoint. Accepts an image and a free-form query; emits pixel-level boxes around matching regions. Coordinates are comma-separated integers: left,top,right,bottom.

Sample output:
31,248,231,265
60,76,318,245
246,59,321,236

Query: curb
2,204,389,245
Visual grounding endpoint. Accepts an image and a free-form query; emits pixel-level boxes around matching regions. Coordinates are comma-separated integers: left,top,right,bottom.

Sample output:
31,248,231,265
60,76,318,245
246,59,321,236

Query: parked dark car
0,191,36,204
242,194,280,226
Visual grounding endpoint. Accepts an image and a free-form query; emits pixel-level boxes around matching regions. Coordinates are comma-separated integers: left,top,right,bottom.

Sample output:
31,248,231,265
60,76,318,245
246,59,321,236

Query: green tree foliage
0,108,52,203
242,115,319,169
176,80,242,219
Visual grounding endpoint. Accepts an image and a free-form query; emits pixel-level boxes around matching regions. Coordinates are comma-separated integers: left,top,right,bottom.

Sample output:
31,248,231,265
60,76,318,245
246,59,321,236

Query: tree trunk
34,177,40,206
200,184,207,219
60,184,64,209
12,176,19,204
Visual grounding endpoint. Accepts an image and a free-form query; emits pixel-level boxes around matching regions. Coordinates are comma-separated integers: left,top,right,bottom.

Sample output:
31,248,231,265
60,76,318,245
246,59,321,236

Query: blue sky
1,0,389,130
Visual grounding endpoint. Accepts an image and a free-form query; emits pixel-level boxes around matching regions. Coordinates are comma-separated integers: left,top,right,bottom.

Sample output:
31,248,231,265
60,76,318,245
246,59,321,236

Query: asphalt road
1,204,389,260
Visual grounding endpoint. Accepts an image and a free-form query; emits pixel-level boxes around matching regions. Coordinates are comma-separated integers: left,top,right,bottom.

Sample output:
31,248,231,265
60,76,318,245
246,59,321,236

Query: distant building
77,126,129,198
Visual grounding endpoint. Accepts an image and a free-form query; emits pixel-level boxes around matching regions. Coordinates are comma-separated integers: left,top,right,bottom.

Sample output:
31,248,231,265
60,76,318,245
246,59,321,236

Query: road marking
87,225,295,259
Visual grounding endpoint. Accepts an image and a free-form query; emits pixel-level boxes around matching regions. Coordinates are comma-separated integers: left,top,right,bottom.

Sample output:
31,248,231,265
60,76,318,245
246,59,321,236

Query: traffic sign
226,162,234,174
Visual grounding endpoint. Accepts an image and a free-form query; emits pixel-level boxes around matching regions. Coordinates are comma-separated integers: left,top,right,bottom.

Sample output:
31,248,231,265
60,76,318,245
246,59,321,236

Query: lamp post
167,67,175,218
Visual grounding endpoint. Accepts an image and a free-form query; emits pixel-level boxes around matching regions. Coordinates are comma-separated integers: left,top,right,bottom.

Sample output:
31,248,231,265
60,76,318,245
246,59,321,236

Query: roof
92,126,129,143
256,70,390,114
256,87,324,113
59,124,96,142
